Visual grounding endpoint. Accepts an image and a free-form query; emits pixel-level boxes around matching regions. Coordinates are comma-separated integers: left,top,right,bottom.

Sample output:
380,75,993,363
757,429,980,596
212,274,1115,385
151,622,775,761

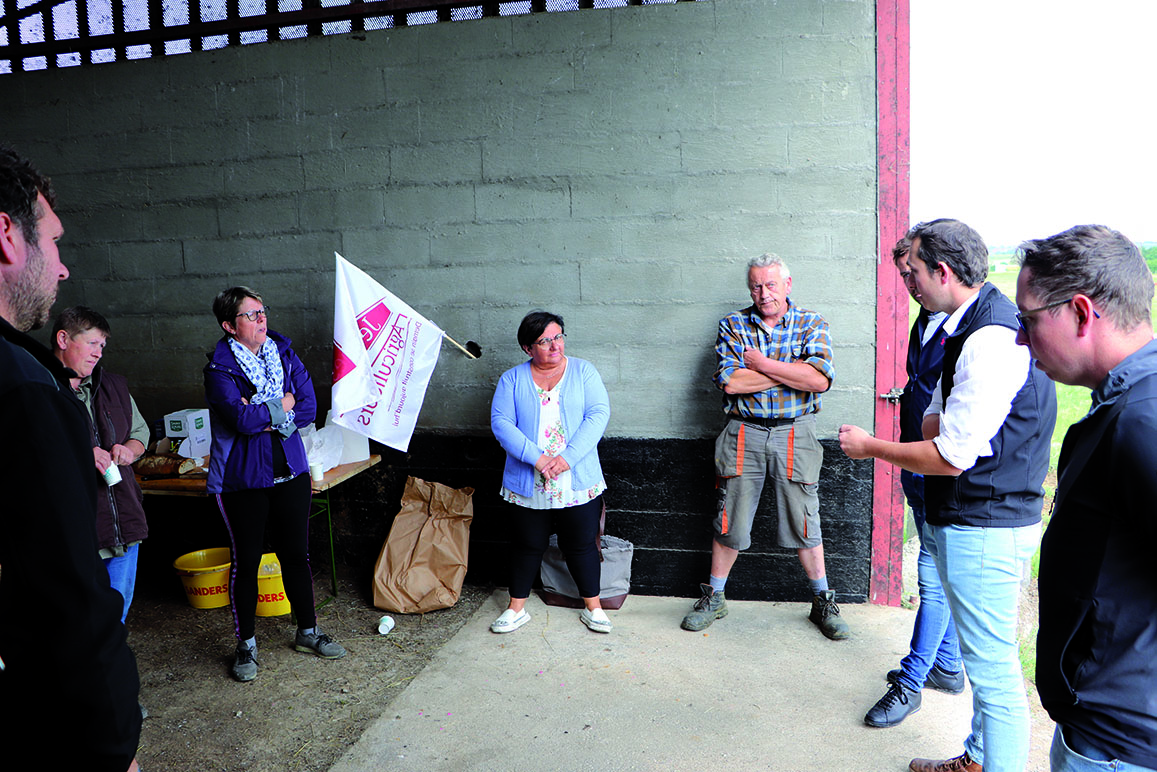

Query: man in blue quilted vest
840,219,1056,772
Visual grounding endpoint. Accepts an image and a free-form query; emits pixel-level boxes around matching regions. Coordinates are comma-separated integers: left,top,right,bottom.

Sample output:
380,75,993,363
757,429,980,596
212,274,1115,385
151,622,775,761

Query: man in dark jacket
0,147,141,771
53,306,150,623
840,219,1056,772
1016,224,1157,772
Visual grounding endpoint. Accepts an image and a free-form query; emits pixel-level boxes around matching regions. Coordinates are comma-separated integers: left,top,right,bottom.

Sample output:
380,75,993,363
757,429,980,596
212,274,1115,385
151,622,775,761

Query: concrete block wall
5,0,882,601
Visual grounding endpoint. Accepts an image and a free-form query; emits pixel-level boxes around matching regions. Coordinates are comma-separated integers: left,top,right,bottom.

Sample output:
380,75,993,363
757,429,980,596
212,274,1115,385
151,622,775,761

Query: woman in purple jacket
204,287,345,682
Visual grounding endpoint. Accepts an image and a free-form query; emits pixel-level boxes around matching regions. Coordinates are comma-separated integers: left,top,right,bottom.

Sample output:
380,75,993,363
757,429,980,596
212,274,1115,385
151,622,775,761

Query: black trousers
506,494,603,600
216,474,315,640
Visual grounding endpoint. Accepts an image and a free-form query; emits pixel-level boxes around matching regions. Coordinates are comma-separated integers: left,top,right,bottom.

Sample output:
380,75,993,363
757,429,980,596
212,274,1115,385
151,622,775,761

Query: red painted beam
871,0,910,606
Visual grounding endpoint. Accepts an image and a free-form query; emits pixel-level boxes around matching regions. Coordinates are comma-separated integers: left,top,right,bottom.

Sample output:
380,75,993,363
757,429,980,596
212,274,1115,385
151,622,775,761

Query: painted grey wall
5,0,878,442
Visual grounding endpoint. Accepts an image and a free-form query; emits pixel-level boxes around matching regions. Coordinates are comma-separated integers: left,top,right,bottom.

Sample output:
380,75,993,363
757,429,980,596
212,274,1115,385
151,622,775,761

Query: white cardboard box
176,433,211,459
165,409,210,439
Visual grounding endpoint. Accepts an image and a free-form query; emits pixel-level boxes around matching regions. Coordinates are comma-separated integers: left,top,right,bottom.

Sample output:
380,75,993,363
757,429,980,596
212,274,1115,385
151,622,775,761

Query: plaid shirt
713,298,834,419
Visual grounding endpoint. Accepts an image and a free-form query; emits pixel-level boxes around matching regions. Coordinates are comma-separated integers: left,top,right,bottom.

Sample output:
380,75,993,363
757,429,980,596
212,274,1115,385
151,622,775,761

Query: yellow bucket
173,548,231,609
255,553,291,617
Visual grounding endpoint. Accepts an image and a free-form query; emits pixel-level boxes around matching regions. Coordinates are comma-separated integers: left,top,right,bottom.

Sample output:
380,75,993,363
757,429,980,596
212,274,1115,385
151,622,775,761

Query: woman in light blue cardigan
489,311,612,634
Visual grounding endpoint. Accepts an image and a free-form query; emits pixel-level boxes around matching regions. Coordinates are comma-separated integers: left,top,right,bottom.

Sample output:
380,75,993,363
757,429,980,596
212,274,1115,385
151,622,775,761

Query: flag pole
442,331,479,359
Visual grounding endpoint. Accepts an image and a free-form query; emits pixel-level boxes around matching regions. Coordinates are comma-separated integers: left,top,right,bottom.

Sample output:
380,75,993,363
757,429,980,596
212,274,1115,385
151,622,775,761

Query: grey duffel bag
538,532,633,610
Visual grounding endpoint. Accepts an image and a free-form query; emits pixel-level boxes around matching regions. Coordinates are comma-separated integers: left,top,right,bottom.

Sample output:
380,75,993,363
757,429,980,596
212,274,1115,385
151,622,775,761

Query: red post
871,0,910,606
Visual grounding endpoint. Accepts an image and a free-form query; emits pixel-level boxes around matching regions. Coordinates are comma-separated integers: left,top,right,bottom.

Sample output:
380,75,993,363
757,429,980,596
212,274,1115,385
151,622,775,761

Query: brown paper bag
372,476,474,613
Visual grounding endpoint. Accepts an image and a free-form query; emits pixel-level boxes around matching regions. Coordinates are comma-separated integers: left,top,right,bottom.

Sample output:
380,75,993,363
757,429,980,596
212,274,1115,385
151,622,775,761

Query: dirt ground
129,568,490,772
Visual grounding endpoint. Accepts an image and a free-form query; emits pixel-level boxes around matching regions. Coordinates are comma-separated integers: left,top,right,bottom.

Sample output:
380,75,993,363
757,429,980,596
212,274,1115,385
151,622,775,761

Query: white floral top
500,364,606,509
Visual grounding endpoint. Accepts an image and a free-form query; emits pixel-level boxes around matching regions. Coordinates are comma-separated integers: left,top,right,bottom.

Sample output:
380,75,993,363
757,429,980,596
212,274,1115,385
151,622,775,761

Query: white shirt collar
939,290,982,337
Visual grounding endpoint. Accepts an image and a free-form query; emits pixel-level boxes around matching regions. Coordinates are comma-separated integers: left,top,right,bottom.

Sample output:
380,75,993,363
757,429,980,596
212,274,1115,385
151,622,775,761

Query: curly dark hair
0,146,56,244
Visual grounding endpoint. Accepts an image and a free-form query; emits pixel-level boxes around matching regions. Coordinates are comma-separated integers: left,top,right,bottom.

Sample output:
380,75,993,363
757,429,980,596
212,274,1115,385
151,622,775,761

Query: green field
905,267,1089,470
903,257,1157,473
985,268,1090,471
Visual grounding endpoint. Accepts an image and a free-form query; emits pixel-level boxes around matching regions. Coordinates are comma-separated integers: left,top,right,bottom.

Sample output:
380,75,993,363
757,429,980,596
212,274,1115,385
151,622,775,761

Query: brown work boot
908,752,982,772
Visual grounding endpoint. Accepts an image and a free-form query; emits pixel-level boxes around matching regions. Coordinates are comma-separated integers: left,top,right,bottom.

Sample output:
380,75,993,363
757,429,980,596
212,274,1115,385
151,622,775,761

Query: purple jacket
203,330,317,494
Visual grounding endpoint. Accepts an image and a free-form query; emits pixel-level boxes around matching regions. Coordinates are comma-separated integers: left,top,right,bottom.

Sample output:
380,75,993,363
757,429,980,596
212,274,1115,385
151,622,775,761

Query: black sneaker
887,664,966,695
865,680,922,727
808,590,850,640
681,584,728,631
231,644,259,682
924,664,966,694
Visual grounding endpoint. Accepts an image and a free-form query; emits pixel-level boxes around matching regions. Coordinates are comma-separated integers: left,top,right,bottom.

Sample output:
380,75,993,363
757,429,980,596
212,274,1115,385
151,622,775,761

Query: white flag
331,253,443,452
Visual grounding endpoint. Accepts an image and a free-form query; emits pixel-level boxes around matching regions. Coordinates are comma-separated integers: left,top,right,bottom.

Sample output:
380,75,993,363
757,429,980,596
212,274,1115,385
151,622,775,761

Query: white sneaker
580,607,612,633
490,608,531,634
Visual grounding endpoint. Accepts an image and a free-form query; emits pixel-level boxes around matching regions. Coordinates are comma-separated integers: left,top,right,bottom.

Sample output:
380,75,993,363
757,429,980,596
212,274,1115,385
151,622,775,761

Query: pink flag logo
332,341,358,384
358,301,392,350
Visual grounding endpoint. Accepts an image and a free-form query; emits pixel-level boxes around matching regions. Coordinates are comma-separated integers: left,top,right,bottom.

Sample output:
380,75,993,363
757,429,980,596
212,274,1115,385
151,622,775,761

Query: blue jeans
1051,726,1157,772
925,521,1041,772
103,542,139,624
894,480,962,692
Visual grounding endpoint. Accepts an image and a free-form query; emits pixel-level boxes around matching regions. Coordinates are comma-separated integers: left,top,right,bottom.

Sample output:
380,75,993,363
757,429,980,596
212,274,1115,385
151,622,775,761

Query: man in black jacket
0,146,141,771
1016,225,1157,772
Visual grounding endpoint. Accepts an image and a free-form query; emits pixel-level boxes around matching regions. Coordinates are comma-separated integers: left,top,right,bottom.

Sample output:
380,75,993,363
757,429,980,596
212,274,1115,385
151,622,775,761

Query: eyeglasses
1015,297,1100,333
532,333,566,347
235,307,269,322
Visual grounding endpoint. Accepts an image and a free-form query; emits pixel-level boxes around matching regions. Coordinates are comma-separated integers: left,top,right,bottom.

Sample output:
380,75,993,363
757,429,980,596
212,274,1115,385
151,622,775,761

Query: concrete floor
330,591,1012,772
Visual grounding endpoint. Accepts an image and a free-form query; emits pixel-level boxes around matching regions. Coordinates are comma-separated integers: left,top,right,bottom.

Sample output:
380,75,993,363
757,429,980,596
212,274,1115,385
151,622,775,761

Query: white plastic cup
377,615,395,635
309,463,324,482
102,464,122,486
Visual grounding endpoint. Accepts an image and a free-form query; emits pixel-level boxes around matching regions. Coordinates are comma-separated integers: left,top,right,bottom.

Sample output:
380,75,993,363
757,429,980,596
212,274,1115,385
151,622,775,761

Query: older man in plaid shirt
681,252,848,640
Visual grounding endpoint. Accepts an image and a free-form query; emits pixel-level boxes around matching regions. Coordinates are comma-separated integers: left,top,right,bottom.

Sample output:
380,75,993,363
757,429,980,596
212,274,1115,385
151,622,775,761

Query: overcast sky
910,0,1157,249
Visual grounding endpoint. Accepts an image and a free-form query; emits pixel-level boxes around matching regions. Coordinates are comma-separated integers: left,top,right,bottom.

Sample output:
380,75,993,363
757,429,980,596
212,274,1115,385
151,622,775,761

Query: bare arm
838,425,963,477
109,439,145,466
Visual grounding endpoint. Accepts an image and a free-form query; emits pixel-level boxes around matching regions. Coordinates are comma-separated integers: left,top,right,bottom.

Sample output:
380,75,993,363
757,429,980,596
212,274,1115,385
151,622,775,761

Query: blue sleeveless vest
923,283,1057,528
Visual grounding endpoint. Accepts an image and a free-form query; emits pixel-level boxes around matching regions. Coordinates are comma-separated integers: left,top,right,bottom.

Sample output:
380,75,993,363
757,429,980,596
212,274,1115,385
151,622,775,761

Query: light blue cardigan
490,357,610,498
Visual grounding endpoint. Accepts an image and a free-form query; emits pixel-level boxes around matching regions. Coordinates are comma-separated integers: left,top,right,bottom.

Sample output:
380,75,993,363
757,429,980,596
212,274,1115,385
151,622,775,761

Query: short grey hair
748,252,791,279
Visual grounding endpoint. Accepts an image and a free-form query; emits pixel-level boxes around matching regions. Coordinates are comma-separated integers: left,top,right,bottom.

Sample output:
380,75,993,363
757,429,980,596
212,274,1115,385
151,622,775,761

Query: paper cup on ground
378,615,395,635
102,464,122,486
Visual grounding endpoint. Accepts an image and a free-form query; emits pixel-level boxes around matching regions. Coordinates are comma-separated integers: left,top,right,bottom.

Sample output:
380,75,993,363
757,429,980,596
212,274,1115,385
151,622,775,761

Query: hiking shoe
865,680,922,727
580,607,613,633
888,664,966,695
809,590,850,640
490,608,531,634
231,644,259,682
294,629,347,659
681,584,728,631
909,752,982,772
